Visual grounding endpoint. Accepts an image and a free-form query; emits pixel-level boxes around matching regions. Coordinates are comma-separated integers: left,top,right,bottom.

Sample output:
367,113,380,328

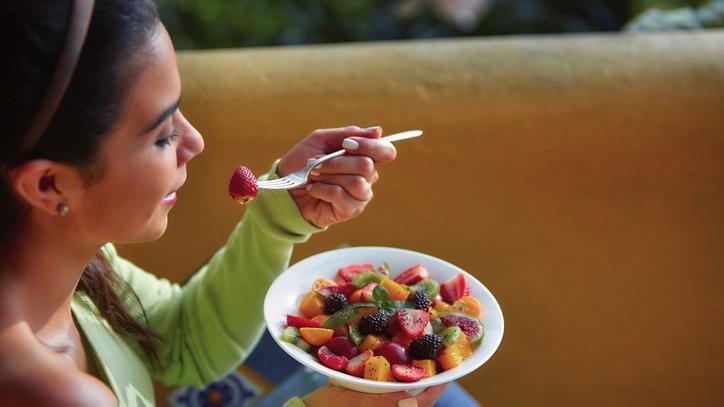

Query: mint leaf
372,285,389,304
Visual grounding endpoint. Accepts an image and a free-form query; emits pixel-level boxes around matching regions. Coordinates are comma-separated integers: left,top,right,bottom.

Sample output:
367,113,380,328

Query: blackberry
358,312,389,336
408,291,431,311
323,293,348,315
409,334,443,360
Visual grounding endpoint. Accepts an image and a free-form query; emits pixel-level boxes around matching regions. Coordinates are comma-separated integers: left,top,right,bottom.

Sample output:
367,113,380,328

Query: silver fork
258,130,423,190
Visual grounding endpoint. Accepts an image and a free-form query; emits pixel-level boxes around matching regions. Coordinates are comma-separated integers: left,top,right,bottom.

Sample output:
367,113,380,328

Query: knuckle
344,125,359,132
350,175,367,191
359,157,375,176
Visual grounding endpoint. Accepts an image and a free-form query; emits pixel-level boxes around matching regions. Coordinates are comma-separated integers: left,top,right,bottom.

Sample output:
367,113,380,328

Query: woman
0,1,448,406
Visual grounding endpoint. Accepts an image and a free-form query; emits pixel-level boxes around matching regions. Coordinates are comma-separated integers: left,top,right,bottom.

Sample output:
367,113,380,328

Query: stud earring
57,203,69,216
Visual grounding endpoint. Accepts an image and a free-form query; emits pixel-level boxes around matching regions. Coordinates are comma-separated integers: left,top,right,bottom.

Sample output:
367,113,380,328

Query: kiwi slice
348,324,364,346
439,326,463,348
430,318,445,335
410,279,440,299
352,271,385,288
323,306,357,328
281,326,313,352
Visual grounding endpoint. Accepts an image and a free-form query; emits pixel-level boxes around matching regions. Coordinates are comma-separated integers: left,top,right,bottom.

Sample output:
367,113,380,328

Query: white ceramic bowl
263,246,504,394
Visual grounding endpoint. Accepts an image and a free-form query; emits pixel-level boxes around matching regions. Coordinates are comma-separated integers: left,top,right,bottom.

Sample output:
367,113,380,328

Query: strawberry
439,273,470,304
286,314,322,328
345,350,373,377
318,345,348,371
394,264,430,285
329,283,357,299
391,364,428,382
397,308,430,339
359,282,379,302
336,264,376,284
228,165,258,204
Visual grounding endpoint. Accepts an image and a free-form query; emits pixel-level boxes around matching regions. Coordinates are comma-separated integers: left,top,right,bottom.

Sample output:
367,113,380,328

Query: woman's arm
107,162,322,388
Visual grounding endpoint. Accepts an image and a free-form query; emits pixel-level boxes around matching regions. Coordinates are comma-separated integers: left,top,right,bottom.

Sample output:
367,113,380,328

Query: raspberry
408,291,431,311
409,334,442,360
358,312,389,336
323,293,348,315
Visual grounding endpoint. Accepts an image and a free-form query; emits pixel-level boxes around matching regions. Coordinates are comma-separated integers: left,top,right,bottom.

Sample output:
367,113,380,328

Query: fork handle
309,130,423,168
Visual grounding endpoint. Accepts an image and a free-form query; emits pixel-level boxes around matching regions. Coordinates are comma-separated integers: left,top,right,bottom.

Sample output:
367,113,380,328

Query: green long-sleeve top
70,167,311,407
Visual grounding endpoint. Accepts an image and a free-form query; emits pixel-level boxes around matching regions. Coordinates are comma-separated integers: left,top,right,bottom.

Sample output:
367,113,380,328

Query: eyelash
155,128,179,148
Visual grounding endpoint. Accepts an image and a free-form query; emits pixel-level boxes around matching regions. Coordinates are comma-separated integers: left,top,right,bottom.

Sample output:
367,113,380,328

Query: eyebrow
145,99,180,133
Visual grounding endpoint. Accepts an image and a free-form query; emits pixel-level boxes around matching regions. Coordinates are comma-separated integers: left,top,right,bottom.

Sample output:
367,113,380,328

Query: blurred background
156,0,721,50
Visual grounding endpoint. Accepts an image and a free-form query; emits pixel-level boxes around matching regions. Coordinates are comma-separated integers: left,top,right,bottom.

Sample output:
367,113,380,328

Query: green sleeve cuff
247,159,326,240
283,396,307,407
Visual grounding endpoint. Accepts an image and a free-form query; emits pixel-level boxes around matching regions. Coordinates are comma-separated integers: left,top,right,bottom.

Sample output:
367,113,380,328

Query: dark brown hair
1,0,163,366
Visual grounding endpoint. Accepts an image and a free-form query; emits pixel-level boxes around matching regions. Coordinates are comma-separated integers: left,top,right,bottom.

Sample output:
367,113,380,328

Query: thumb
415,382,450,406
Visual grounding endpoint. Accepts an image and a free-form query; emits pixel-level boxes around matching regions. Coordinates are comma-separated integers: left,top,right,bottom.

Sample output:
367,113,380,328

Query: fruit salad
280,263,484,383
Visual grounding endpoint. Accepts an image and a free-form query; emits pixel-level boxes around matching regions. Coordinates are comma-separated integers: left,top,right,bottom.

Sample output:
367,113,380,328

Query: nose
175,111,204,167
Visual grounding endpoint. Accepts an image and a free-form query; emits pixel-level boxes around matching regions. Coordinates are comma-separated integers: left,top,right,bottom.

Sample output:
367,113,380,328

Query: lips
162,191,177,205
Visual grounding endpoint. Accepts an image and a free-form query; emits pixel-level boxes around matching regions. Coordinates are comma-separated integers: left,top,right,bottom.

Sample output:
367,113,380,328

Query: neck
0,215,101,341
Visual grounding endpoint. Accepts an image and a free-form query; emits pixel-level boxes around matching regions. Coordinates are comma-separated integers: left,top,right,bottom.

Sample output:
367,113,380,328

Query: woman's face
73,23,204,244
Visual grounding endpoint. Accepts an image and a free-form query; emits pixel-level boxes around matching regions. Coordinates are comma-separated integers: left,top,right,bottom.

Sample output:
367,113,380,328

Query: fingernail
365,126,381,131
306,184,313,191
313,164,322,170
310,171,320,177
398,398,418,407
342,138,359,150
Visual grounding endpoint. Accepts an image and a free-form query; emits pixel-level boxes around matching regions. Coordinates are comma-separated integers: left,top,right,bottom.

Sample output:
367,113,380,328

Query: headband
17,0,95,156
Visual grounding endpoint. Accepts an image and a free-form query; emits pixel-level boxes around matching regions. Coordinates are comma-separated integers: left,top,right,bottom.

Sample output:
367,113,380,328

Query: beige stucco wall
118,31,724,406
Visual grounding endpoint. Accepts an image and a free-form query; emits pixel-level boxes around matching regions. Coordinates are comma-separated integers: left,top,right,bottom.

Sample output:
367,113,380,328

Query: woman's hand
278,126,396,228
301,383,449,407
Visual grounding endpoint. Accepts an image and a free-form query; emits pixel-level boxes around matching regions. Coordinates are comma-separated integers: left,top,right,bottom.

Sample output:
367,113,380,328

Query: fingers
312,156,378,182
309,125,383,149
309,174,373,201
415,383,450,406
305,182,368,218
342,135,397,164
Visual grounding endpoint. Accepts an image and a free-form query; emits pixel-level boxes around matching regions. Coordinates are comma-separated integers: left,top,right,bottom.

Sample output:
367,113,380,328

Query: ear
11,159,73,216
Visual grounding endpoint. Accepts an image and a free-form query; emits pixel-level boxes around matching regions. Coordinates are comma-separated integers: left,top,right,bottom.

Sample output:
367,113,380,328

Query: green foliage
155,0,714,50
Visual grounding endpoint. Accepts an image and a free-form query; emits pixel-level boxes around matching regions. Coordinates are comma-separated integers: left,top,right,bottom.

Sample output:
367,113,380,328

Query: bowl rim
263,246,505,391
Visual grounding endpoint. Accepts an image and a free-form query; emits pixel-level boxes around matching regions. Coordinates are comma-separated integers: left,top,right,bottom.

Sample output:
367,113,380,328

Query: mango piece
380,278,411,302
364,356,393,382
412,359,437,377
359,334,387,352
456,331,473,358
299,327,334,346
348,289,363,304
451,296,482,318
438,346,464,371
299,292,325,319
434,300,453,313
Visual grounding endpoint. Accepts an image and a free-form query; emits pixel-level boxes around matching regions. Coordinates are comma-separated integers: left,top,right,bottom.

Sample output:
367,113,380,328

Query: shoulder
0,324,117,407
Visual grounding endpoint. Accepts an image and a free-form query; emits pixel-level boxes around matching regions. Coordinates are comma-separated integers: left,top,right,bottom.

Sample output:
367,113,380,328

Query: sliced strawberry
397,308,430,339
439,273,470,304
394,264,430,285
316,283,356,299
286,314,321,328
336,264,376,284
345,349,373,377
359,282,379,302
318,345,349,371
376,264,390,277
387,316,402,336
391,364,428,382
